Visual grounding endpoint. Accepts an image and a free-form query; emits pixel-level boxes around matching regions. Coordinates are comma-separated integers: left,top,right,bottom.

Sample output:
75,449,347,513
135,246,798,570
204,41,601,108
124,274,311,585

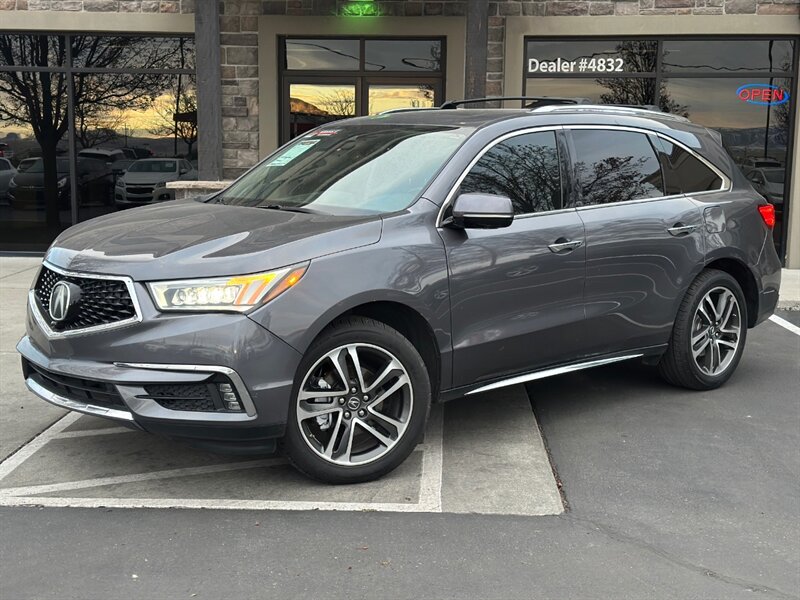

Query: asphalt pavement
0,256,798,599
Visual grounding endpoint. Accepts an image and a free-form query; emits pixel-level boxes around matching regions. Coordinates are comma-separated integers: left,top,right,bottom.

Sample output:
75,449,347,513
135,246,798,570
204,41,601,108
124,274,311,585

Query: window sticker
313,129,340,136
266,139,320,167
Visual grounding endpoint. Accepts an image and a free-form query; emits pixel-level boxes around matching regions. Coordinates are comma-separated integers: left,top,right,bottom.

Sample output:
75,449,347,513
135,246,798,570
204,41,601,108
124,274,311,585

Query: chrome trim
436,125,562,227
667,224,698,236
465,353,643,395
113,362,258,417
29,261,143,339
25,375,135,422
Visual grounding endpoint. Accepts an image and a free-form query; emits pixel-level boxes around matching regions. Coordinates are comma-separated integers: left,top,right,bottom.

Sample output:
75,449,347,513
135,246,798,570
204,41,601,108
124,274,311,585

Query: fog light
217,382,243,412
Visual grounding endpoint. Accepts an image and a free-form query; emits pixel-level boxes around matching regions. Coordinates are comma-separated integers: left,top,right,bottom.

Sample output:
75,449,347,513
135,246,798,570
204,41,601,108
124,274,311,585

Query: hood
122,171,175,185
12,170,68,188
46,199,383,280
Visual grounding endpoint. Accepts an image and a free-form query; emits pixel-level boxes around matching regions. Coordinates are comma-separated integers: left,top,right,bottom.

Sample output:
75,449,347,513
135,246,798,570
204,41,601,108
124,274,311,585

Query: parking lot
1,257,798,599
0,258,562,517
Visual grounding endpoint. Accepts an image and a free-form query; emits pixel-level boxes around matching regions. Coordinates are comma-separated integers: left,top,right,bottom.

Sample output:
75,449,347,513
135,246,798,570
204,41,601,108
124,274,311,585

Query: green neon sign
340,0,382,16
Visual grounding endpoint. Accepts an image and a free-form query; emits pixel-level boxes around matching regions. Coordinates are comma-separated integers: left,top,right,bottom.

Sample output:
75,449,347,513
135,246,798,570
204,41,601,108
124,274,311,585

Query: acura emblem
49,281,80,322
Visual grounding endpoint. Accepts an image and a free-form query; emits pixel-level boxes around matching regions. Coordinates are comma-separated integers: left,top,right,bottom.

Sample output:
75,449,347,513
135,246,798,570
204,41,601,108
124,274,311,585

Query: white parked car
0,157,17,202
114,158,197,207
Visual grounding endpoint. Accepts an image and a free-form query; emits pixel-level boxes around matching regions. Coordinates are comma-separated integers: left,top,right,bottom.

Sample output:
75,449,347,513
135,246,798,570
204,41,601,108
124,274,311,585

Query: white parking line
0,458,287,497
0,412,81,482
769,314,800,336
0,405,446,513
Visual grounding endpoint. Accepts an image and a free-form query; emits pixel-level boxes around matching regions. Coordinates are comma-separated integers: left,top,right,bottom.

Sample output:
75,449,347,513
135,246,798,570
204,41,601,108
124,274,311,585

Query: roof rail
439,96,592,109
378,106,442,115
532,104,690,122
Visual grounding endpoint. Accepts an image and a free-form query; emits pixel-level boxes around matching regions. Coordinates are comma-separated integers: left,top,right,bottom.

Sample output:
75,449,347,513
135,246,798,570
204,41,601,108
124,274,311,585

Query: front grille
24,360,126,409
143,382,222,412
34,265,137,332
127,186,154,195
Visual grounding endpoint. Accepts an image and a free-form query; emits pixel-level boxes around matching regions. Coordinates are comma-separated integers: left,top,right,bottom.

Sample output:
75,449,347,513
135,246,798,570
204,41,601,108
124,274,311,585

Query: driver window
460,130,562,215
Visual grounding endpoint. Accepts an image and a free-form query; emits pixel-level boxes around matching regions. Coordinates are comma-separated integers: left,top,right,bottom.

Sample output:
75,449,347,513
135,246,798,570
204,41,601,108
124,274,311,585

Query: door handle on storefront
548,239,583,253
667,224,697,236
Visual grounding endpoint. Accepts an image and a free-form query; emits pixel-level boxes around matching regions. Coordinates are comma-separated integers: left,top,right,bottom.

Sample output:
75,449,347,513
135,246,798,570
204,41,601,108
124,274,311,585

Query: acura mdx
18,104,782,483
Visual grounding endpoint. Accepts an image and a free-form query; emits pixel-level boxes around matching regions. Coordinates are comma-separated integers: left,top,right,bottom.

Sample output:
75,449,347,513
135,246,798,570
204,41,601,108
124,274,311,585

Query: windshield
128,160,177,173
26,158,69,174
216,124,469,215
763,170,784,184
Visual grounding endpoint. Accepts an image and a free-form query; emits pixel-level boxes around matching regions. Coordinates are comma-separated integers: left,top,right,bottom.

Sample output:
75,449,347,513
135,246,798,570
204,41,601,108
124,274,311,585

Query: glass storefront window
367,84,435,115
0,32,196,251
526,40,658,75
525,77,656,106
662,40,794,74
71,35,195,70
365,40,442,72
663,76,792,240
285,39,360,70
280,37,445,143
288,83,357,139
524,36,796,262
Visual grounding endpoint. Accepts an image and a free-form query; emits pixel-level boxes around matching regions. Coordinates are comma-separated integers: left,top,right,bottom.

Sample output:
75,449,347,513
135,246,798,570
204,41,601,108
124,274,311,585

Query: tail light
758,204,775,229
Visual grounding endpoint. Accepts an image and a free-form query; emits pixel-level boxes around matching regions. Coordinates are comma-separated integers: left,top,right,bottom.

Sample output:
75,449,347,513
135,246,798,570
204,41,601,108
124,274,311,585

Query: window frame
563,125,730,211
458,128,565,217
437,126,573,227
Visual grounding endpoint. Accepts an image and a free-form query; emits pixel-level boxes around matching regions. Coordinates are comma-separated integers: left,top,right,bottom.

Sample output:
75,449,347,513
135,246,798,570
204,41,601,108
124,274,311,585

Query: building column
195,0,223,180
465,0,489,100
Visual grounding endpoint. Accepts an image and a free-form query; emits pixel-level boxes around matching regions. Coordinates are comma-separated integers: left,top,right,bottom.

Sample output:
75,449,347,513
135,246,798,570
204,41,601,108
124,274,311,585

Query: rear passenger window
571,130,665,205
460,130,562,214
657,138,723,194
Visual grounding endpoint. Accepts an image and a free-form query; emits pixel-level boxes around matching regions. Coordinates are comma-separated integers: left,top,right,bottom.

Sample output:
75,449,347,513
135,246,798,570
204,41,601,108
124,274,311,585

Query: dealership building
0,0,798,266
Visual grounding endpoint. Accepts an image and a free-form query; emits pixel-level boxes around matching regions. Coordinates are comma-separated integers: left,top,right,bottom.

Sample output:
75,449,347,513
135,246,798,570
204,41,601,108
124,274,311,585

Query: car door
439,128,587,388
566,127,705,355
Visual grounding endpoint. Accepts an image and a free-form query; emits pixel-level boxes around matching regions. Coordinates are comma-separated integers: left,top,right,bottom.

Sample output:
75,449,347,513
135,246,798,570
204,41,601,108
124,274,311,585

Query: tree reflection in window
572,130,665,205
460,131,561,214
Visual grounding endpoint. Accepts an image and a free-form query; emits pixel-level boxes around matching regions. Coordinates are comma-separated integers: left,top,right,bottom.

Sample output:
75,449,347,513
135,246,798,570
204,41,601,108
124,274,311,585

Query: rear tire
659,269,747,390
283,316,431,484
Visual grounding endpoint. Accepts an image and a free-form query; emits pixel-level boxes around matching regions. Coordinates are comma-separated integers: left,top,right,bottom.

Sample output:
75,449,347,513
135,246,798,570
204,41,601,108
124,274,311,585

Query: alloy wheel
691,286,742,376
296,343,414,466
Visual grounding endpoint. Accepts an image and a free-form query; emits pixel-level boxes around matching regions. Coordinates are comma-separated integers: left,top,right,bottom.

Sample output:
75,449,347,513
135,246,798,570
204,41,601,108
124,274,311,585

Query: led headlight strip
148,263,308,312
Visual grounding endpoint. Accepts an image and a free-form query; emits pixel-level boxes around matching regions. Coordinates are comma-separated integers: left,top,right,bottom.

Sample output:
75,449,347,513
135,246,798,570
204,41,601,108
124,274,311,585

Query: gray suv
18,104,782,483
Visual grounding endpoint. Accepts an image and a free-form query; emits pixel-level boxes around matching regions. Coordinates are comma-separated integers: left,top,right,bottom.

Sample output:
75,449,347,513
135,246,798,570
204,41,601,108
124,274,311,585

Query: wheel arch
305,297,444,400
703,256,760,328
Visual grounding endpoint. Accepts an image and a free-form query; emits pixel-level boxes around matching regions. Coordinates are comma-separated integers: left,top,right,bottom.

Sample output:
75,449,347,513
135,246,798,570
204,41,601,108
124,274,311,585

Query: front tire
283,316,431,484
659,269,747,390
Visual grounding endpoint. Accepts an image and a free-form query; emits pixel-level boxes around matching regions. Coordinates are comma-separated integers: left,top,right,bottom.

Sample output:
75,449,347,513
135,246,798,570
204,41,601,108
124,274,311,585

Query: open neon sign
737,84,790,106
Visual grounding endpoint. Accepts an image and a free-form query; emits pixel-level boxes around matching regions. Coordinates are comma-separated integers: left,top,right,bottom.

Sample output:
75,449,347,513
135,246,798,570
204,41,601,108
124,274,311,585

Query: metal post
195,0,223,180
66,35,78,226
465,0,489,101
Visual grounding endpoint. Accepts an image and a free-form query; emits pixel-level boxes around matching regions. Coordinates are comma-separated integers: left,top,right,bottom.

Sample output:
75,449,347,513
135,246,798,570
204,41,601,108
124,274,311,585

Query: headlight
148,263,308,312
57,177,68,189
115,179,124,187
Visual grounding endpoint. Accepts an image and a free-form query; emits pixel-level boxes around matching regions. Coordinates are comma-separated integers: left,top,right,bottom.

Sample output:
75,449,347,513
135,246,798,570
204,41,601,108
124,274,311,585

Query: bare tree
0,34,188,229
149,88,198,158
315,89,356,116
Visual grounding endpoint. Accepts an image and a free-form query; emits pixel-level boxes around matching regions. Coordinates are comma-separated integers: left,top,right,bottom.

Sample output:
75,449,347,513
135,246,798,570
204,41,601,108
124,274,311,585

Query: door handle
548,239,583,254
667,223,697,236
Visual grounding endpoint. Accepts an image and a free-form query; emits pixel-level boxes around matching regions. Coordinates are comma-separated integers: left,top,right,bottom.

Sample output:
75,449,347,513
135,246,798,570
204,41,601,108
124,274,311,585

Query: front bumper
18,282,304,453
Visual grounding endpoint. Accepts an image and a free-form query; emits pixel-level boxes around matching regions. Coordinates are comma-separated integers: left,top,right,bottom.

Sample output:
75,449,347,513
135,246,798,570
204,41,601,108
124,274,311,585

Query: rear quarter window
656,138,723,194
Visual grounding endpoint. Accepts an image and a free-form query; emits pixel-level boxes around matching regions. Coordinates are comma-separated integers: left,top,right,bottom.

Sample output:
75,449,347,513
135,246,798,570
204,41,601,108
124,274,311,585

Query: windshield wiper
258,204,320,214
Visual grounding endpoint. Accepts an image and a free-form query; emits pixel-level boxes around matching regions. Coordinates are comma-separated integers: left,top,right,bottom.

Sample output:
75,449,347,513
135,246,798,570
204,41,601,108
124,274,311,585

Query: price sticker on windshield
266,139,320,167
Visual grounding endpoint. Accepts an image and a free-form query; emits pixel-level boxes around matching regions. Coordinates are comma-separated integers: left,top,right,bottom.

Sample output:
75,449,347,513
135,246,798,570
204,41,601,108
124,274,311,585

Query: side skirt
438,346,667,401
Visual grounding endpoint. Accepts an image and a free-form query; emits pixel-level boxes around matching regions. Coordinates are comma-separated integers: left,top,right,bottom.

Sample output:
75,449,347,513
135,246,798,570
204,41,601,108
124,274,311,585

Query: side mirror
180,168,188,175
449,193,514,229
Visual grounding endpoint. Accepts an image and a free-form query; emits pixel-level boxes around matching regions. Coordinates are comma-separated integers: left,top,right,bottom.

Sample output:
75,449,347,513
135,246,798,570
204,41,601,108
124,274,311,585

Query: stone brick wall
0,0,193,11
3,0,796,176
